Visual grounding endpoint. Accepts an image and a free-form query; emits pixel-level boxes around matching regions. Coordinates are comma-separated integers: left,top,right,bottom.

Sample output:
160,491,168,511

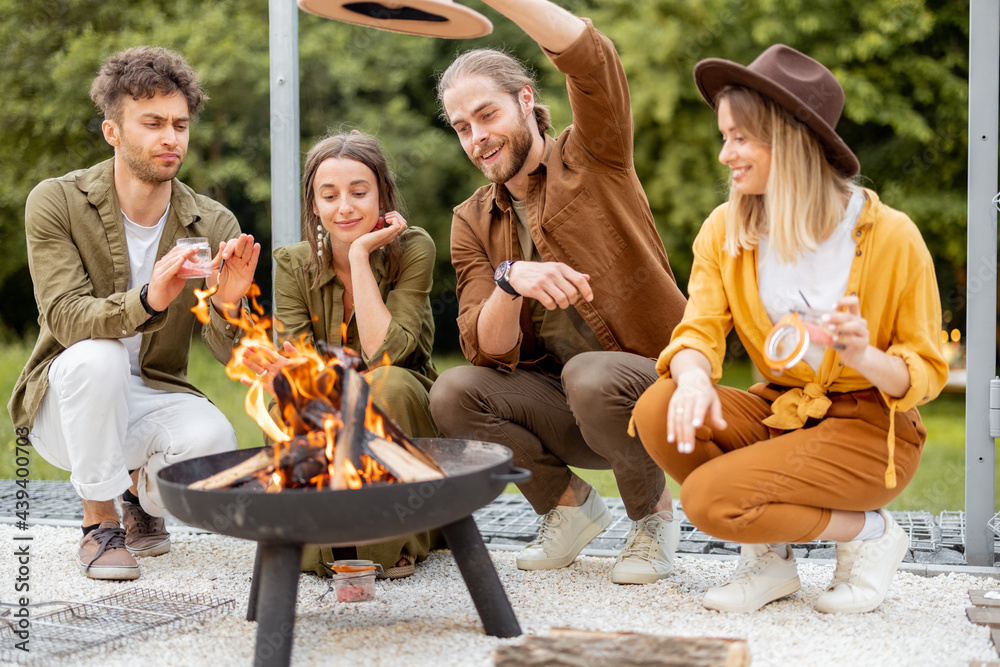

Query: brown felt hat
297,0,492,39
694,44,859,178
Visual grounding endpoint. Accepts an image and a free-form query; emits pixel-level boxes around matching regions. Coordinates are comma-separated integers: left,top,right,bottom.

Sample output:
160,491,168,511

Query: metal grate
2,478,993,561
471,495,956,556
0,479,194,529
0,588,235,665
0,479,87,522
895,511,941,552
939,510,966,550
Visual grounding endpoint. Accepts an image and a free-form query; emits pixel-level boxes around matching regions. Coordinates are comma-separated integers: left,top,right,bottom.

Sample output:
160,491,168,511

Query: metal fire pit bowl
158,438,529,667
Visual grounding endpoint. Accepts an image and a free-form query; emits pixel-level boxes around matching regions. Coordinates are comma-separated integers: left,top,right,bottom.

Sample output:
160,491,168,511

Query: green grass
0,339,982,513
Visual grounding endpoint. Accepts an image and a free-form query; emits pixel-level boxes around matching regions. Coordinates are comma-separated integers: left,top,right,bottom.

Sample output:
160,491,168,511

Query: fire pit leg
250,542,302,667
440,515,521,638
246,542,264,621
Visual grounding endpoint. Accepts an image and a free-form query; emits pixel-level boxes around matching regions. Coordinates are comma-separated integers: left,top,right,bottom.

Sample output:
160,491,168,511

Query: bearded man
9,46,260,580
430,0,688,583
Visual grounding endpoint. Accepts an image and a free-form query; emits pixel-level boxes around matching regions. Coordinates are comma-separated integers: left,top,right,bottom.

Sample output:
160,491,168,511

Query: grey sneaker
610,512,680,584
119,495,171,558
78,521,140,580
516,487,612,570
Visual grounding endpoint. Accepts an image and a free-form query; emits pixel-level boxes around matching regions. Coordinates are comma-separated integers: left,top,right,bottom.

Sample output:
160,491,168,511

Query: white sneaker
814,509,910,614
610,512,679,584
516,487,612,570
703,543,800,612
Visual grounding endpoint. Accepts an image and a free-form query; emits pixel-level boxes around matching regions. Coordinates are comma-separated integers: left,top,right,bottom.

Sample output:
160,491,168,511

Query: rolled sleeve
877,237,948,411
451,210,525,370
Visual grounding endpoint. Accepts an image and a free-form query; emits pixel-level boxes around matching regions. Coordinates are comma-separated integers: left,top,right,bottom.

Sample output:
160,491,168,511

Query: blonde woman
632,45,947,614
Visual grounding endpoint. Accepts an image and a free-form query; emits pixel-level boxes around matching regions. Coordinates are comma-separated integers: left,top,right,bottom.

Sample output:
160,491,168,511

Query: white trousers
29,339,237,517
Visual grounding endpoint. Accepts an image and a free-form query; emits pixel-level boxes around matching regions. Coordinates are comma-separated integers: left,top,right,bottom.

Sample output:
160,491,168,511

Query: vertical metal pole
269,0,301,252
964,0,999,567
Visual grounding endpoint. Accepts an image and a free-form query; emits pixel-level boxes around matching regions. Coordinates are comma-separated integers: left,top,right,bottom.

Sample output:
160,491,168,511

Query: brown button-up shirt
449,20,687,373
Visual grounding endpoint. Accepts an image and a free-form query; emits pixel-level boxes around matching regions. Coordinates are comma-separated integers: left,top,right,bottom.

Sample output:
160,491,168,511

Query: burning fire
191,284,398,491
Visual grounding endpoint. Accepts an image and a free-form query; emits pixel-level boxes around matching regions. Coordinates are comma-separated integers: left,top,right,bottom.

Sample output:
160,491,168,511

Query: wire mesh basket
0,588,235,665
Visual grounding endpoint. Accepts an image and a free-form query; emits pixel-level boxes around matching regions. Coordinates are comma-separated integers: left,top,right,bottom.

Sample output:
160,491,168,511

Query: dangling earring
316,224,324,259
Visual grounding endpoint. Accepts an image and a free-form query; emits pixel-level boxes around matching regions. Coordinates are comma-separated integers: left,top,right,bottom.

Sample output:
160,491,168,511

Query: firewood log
364,437,445,482
332,369,368,490
493,629,750,667
189,440,326,490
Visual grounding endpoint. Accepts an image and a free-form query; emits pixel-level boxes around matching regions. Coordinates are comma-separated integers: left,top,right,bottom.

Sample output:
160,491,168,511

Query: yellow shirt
655,189,948,487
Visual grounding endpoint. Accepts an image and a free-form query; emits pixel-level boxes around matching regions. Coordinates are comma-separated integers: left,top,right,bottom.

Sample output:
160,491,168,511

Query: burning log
189,436,326,491
189,355,445,492
365,438,444,483
332,369,368,490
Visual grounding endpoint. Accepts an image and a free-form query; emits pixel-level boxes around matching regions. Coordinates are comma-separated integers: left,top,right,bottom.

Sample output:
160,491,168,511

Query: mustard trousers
632,380,926,543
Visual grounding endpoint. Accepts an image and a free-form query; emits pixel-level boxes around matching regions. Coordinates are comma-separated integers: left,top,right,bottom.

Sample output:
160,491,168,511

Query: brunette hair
90,46,206,126
718,86,852,262
302,131,404,289
436,48,551,135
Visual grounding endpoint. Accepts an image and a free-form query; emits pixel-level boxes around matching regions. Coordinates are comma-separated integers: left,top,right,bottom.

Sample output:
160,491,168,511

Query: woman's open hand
667,349,727,454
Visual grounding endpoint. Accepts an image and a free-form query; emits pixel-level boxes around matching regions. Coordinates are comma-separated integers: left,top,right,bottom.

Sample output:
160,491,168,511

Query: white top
758,188,865,370
122,206,169,375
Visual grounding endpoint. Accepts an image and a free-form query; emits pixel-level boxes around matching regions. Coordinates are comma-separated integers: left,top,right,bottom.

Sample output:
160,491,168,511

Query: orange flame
192,283,289,442
191,282,399,489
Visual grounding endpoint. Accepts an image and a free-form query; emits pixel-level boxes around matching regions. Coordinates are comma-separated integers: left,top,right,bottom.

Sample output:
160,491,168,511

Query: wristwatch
139,283,165,317
494,260,520,298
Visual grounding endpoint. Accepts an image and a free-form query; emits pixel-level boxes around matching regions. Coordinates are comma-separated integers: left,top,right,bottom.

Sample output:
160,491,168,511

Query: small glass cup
176,237,213,279
332,570,377,602
763,306,837,373
324,559,383,602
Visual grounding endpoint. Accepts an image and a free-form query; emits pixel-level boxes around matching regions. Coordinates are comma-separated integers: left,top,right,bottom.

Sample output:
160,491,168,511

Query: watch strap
495,260,520,298
139,283,164,317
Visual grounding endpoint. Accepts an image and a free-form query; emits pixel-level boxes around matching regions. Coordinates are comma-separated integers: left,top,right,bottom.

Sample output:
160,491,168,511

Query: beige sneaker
814,509,910,614
78,521,140,580
703,544,800,612
610,512,680,584
516,487,612,570
119,495,171,558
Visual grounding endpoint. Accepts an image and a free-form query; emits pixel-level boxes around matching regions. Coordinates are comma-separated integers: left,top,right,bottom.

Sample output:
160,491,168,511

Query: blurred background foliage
0,0,972,353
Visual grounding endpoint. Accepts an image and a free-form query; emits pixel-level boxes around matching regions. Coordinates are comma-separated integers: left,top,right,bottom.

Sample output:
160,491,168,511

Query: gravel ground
2,524,997,666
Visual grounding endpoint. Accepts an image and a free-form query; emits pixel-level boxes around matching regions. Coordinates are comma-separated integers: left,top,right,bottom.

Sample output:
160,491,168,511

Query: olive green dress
272,227,442,573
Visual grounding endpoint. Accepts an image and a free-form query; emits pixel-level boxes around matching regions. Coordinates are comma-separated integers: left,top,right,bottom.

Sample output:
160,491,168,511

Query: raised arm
479,0,585,53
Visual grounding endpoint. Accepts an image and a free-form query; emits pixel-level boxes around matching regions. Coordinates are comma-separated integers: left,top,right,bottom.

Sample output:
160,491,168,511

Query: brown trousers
429,351,665,519
632,380,926,543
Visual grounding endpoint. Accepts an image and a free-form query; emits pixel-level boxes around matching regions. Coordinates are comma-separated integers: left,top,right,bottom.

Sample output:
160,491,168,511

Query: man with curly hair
9,46,260,580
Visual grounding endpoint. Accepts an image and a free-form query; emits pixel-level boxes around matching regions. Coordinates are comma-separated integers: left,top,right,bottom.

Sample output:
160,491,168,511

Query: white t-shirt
758,188,865,370
122,205,169,375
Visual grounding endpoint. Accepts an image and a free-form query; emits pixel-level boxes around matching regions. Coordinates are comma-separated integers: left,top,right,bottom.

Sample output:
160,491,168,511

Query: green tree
0,0,973,354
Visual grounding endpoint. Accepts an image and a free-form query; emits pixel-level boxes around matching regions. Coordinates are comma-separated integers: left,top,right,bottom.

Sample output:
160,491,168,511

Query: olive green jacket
272,226,437,382
9,159,244,429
